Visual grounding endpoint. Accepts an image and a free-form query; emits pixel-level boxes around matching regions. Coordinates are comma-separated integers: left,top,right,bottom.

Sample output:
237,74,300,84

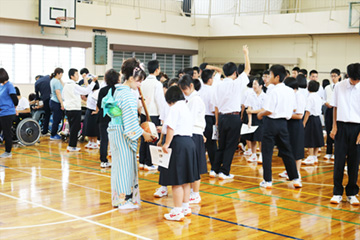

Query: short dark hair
105,69,120,86
308,80,320,92
15,86,21,96
162,80,169,89
193,66,200,74
165,85,185,104
176,69,184,78
199,63,208,71
309,70,318,76
223,62,237,77
147,60,159,74
0,68,9,83
80,68,89,75
284,77,298,90
237,64,245,75
253,77,264,87
68,68,78,79
178,74,193,90
168,77,179,87
35,75,43,80
183,68,194,78
270,64,286,82
193,79,201,91
322,79,330,89
263,70,270,75
201,69,214,84
299,69,308,77
330,68,341,76
28,93,36,101
347,63,360,81
157,72,169,81
292,67,300,72
296,74,307,88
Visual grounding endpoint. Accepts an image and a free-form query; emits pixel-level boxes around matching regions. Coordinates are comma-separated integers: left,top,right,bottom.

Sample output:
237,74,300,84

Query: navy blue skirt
192,134,208,175
84,109,99,137
242,113,263,142
288,119,305,160
304,115,324,148
159,136,200,186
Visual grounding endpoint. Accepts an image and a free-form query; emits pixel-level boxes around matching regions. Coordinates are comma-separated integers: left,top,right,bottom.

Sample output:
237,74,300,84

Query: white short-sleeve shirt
186,91,206,135
263,83,296,120
16,97,30,111
305,92,323,116
295,91,306,115
331,79,360,123
199,84,216,116
163,100,193,136
244,90,266,111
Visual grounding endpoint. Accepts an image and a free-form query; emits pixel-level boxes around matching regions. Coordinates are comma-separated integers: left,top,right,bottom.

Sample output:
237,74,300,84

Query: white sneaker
0,152,12,158
118,202,140,209
88,143,99,149
182,207,192,216
324,154,332,160
278,170,289,179
260,180,272,189
144,165,157,171
84,142,92,148
347,196,360,206
257,153,263,164
189,193,201,204
164,209,185,221
154,186,168,198
248,153,257,162
67,146,81,152
139,164,144,170
302,156,315,165
243,149,252,156
218,172,234,180
330,195,342,204
293,178,302,188
209,170,217,178
100,162,111,168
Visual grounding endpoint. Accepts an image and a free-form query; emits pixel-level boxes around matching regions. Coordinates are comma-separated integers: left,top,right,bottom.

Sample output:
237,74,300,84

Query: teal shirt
50,78,63,103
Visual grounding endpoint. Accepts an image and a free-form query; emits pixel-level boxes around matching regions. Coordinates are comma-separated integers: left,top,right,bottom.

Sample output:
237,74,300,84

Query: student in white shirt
198,69,218,170
159,86,200,221
179,74,206,204
139,60,164,171
296,74,309,100
84,80,100,149
279,77,306,179
302,81,325,165
257,65,301,189
211,45,250,179
243,77,266,163
62,68,96,152
14,87,31,118
329,63,360,205
323,68,341,160
309,70,325,100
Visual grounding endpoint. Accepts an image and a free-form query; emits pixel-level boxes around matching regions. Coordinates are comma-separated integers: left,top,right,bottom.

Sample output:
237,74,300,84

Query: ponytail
51,67,64,79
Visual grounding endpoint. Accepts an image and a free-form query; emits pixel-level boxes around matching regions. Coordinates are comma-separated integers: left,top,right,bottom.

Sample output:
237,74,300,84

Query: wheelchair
12,114,41,146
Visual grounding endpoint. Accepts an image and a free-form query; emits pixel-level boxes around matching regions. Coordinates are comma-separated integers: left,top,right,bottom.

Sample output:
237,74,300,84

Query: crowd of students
0,45,359,221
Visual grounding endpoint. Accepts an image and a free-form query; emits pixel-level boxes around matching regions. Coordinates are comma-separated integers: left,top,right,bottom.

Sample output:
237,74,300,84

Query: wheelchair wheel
16,118,41,146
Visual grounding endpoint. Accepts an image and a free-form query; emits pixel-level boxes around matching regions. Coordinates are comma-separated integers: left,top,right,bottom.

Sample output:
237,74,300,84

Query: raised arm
243,45,251,76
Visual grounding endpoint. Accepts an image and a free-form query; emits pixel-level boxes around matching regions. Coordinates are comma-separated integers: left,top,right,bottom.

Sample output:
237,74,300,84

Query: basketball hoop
55,16,75,36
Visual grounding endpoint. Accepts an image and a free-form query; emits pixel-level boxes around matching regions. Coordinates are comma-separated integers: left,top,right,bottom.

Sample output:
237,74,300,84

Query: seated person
15,87,31,119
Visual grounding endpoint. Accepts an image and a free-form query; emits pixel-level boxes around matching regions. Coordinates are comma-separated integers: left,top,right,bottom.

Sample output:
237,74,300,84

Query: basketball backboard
39,0,76,29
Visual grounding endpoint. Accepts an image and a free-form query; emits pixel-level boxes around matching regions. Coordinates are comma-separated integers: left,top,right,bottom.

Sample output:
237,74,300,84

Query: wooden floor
0,137,359,240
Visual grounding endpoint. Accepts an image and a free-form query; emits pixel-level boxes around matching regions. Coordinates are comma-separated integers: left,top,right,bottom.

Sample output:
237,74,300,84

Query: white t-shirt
305,92,323,116
244,91,266,111
263,83,296,120
16,97,30,111
295,91,306,115
163,100,193,136
198,84,216,116
185,91,206,135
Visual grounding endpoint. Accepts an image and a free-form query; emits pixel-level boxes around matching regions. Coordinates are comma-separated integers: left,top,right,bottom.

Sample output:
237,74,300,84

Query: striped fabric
108,85,144,207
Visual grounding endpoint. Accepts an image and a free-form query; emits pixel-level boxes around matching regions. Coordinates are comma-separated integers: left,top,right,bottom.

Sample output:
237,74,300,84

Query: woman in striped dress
104,58,153,209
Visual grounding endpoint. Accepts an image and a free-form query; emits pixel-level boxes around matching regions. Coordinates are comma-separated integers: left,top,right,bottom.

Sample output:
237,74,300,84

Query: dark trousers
49,100,63,137
212,114,241,175
262,117,298,182
325,107,334,155
204,115,217,168
66,110,81,147
333,122,360,196
0,115,14,153
139,114,160,166
99,121,109,163
42,98,51,134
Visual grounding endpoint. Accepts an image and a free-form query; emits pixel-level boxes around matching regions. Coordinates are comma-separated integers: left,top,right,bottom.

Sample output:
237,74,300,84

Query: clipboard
240,124,258,135
149,146,172,169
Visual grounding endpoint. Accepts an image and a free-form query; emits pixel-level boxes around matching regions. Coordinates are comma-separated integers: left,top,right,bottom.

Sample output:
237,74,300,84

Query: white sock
190,188,193,193
182,202,189,209
193,192,200,198
174,207,182,213
161,186,167,191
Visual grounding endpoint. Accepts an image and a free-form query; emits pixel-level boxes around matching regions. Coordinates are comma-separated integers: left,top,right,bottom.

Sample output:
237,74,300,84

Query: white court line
0,208,118,230
231,164,334,168
0,192,151,240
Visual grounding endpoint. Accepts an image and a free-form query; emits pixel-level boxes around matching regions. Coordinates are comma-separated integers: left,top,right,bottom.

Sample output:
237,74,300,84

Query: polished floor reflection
0,138,359,239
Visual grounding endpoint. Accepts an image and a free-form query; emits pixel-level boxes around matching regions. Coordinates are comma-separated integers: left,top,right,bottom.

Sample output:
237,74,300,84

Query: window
0,43,86,84
113,51,192,78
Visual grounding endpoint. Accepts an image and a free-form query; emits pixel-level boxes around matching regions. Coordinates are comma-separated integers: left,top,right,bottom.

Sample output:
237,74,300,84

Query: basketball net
55,17,74,36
